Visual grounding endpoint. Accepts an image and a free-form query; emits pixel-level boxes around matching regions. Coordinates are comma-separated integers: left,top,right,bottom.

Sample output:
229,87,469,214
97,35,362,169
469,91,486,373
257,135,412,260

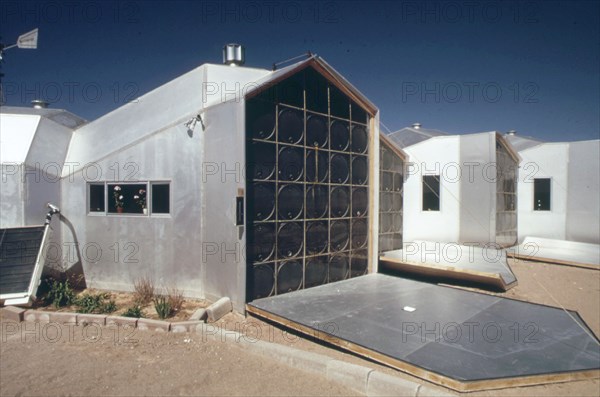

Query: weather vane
0,28,39,61
0,28,39,104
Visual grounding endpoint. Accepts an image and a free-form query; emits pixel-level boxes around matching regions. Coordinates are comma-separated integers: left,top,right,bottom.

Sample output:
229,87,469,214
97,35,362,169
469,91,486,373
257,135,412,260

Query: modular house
387,124,521,248
38,48,383,311
505,133,600,244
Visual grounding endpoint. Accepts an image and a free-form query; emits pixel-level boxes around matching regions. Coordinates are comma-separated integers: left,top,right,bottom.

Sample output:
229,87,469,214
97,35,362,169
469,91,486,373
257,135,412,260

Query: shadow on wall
41,214,87,289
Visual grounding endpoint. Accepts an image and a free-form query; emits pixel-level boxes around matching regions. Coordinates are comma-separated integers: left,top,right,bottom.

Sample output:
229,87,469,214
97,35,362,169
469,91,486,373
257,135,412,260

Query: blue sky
1,0,598,141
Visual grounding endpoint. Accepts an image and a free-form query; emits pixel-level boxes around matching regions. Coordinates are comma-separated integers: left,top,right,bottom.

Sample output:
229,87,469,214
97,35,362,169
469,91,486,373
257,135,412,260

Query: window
87,182,170,215
422,175,440,211
108,183,147,214
89,184,105,212
151,183,170,214
534,178,551,211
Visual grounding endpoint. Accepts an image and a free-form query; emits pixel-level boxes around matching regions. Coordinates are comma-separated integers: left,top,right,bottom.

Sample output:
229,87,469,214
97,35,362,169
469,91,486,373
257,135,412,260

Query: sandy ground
0,322,358,397
1,259,599,396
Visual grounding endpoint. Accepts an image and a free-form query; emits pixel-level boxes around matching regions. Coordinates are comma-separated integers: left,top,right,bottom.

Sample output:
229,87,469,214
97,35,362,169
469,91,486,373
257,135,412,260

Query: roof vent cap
31,99,49,109
223,43,245,66
412,123,421,129
507,130,517,136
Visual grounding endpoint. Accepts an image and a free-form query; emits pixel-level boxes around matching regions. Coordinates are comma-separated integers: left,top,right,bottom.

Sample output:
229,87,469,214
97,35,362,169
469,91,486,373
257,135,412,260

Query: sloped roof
0,106,87,129
0,112,39,163
63,55,379,178
380,132,408,160
62,63,271,176
246,55,378,116
0,107,82,165
504,134,544,152
386,126,449,148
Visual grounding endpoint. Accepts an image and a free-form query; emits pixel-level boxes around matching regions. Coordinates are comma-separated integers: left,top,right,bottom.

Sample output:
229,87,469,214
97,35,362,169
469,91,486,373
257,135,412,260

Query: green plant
45,279,75,308
153,295,172,319
122,305,144,318
74,292,116,314
103,299,117,313
133,276,155,305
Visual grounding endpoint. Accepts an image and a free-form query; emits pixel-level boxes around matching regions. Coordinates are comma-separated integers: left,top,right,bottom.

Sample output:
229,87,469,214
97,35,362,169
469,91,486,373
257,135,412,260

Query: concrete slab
106,315,138,328
189,308,206,321
137,318,170,332
48,311,77,324
24,310,50,324
206,297,232,323
171,321,203,333
1,306,25,322
366,370,420,397
77,314,106,326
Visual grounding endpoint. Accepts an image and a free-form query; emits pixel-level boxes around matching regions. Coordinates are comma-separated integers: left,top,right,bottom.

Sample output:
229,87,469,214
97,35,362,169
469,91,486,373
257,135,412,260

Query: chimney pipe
507,130,517,136
31,99,48,109
223,44,245,66
412,123,421,129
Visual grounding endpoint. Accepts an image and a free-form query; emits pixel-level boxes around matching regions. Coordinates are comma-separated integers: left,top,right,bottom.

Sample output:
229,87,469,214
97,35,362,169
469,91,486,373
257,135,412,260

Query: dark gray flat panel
249,274,600,383
0,226,45,295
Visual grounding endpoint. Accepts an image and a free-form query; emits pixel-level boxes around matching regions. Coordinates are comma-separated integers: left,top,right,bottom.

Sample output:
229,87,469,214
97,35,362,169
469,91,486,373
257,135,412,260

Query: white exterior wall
458,132,496,244
515,140,599,244
0,114,40,228
59,121,206,297
201,100,247,310
0,114,40,163
566,140,600,243
1,113,73,228
403,136,461,243
517,143,569,241
0,166,25,228
59,64,270,304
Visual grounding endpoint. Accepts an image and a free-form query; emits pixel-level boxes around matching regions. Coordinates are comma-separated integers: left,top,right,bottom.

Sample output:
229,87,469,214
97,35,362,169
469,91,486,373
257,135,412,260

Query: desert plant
45,279,76,308
74,292,116,314
133,276,155,305
166,287,184,315
102,299,117,313
153,295,172,319
122,305,144,318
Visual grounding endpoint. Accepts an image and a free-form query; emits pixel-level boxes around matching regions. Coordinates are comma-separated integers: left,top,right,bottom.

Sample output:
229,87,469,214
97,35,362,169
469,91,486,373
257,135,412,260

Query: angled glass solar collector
247,273,600,391
0,226,46,298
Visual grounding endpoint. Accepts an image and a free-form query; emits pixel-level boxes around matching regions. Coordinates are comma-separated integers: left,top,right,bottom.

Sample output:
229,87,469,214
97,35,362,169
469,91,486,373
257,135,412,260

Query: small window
108,183,147,214
534,178,551,211
89,184,105,212
422,175,440,211
151,183,170,214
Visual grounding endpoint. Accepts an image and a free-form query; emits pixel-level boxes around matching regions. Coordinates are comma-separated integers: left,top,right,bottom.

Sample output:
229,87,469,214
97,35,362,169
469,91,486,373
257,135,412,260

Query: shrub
45,279,75,308
122,305,144,318
74,292,116,314
133,277,155,305
166,287,184,315
153,295,171,319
